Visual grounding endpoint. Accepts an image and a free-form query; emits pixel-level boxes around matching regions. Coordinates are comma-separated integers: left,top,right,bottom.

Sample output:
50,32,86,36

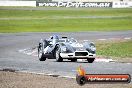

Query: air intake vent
75,52,88,56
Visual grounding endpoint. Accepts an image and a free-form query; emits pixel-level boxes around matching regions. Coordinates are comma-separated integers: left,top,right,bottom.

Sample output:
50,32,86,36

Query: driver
44,35,59,54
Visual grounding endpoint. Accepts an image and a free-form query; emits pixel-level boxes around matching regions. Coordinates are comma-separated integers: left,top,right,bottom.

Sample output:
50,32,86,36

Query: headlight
62,47,67,52
91,46,96,51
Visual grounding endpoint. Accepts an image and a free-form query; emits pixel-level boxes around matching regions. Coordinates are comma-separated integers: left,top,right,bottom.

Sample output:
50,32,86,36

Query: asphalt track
0,31,132,78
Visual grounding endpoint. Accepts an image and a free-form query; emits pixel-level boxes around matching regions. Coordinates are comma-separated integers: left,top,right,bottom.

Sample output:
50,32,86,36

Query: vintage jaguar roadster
38,35,96,63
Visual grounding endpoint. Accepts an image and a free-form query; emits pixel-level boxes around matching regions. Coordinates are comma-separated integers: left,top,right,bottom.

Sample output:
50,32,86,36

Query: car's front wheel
38,45,46,61
87,58,95,63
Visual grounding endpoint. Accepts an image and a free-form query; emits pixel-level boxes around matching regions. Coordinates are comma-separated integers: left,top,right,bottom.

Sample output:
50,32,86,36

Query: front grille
75,52,88,56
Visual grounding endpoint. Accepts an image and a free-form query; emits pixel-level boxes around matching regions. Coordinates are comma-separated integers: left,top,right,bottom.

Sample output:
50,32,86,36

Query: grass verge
0,7,132,32
96,40,132,62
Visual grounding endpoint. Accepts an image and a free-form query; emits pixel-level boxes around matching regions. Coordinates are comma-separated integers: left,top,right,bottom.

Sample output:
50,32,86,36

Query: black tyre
70,59,77,62
38,47,46,61
87,58,95,63
39,53,46,61
55,45,63,62
38,40,48,61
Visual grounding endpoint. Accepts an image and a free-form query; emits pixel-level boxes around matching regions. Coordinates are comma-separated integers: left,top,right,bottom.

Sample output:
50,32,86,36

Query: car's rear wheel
87,58,95,63
55,45,63,62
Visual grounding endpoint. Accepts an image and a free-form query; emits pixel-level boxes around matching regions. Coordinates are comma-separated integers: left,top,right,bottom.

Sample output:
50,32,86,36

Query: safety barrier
0,1,132,8
0,1,36,7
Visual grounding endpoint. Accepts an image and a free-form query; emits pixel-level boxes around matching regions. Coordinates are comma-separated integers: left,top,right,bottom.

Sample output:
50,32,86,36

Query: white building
52,0,132,2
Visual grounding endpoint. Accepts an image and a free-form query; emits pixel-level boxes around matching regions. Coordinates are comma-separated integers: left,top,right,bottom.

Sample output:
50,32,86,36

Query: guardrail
36,2,112,8
0,1,132,8
113,1,132,8
0,1,36,7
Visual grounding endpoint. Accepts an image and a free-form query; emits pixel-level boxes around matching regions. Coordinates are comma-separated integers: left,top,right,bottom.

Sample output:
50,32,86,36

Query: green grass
0,7,132,32
96,40,132,58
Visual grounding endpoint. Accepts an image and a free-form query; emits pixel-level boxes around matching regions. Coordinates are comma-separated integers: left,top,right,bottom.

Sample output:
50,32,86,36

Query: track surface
0,31,132,78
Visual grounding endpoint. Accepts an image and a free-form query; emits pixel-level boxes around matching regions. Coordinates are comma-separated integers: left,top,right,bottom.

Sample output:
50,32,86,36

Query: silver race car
38,35,96,63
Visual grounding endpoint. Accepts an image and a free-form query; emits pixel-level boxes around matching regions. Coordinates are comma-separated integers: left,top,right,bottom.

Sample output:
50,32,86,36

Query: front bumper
60,52,96,59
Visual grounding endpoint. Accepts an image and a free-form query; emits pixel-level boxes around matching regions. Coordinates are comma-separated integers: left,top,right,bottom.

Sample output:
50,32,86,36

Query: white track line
124,37,131,40
98,37,132,41
20,71,75,79
98,39,106,41
95,59,116,62
19,48,116,62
